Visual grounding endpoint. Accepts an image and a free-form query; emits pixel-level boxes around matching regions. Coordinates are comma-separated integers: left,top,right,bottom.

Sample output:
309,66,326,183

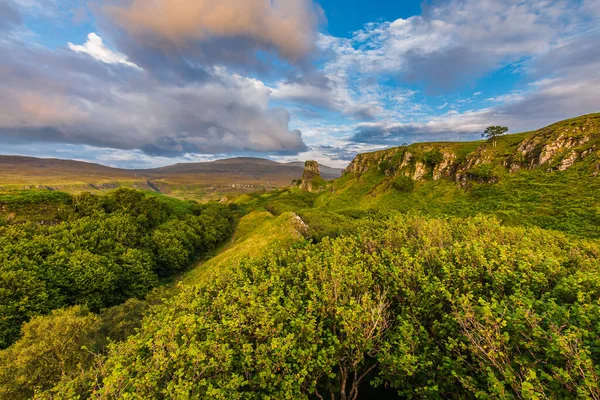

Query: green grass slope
315,113,600,237
181,210,305,285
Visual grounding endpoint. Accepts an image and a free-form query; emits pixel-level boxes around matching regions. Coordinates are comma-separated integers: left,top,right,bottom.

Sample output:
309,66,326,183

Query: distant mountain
0,156,139,183
144,157,342,181
0,156,343,199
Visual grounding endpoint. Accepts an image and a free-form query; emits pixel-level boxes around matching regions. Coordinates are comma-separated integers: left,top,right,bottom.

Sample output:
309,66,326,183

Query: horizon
1,0,599,169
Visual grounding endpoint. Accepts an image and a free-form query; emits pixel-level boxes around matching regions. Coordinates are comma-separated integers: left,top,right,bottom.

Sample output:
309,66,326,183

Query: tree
482,126,508,147
0,306,100,399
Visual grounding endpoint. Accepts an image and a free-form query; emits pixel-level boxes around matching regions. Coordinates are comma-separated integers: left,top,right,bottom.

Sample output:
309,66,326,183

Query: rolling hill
0,156,343,200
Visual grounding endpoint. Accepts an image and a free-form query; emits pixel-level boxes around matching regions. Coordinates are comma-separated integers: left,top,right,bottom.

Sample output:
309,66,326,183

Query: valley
1,113,599,399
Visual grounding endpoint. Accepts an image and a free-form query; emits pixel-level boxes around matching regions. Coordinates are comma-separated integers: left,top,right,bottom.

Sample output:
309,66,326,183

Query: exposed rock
508,119,597,172
455,147,493,184
301,160,322,192
433,152,456,180
400,152,413,169
291,213,309,237
539,135,590,165
340,113,600,188
558,151,578,171
412,162,427,180
344,148,405,175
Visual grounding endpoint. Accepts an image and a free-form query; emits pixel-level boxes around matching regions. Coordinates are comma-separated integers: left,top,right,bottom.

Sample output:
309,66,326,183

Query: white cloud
583,0,600,16
270,78,383,120
68,33,141,69
486,92,526,104
319,0,588,91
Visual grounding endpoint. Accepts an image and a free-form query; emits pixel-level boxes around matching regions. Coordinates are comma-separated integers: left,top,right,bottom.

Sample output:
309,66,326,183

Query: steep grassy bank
314,113,600,237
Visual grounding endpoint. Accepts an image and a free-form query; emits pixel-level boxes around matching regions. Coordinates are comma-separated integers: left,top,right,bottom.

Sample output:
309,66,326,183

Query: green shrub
0,190,233,348
0,299,148,399
392,175,416,192
466,163,497,182
62,214,600,399
423,150,444,166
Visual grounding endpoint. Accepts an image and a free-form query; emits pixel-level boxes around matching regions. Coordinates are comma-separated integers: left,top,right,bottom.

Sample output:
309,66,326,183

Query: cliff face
343,113,600,185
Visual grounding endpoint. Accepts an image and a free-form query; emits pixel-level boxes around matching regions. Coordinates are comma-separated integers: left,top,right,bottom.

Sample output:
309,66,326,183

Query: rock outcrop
342,113,600,186
301,161,325,192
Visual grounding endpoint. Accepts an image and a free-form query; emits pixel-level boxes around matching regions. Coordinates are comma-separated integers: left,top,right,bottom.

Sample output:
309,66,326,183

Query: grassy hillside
181,210,304,285
312,113,600,237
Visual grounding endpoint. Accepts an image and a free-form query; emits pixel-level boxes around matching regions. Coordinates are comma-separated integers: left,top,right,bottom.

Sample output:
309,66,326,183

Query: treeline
5,212,599,399
0,189,234,348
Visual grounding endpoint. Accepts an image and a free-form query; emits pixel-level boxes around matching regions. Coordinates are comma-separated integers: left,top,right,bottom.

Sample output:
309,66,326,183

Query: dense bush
45,214,600,399
465,163,498,182
423,150,444,167
0,189,233,348
392,175,416,192
0,299,148,399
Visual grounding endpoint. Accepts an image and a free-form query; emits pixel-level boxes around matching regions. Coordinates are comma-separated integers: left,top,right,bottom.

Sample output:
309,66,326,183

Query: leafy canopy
482,125,509,141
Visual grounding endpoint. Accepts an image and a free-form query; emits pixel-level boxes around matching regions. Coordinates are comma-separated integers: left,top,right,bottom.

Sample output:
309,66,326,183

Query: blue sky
0,0,599,168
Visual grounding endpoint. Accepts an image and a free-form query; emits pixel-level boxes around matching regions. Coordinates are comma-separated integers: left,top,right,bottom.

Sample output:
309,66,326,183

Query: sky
0,0,599,169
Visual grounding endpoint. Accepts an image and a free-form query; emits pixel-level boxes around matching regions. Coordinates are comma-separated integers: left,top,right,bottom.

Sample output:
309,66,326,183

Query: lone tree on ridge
482,126,508,147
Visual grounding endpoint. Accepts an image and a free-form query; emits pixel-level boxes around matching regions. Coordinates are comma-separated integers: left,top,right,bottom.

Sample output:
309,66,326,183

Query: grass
180,211,304,285
309,162,600,237
305,113,600,238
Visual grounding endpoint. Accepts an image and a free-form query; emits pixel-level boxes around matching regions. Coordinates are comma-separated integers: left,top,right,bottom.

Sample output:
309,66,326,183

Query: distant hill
0,156,139,183
143,157,342,181
0,155,343,200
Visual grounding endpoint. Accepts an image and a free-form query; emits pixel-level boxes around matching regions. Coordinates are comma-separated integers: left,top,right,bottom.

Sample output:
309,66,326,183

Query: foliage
391,175,416,192
482,126,509,142
465,163,498,182
48,214,600,399
0,189,233,348
422,150,444,167
0,299,148,399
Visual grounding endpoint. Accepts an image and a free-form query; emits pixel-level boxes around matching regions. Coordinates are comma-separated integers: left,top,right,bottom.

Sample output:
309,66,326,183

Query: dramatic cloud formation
0,36,306,156
0,0,599,167
349,27,600,146
350,109,490,144
321,0,581,91
103,0,323,63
